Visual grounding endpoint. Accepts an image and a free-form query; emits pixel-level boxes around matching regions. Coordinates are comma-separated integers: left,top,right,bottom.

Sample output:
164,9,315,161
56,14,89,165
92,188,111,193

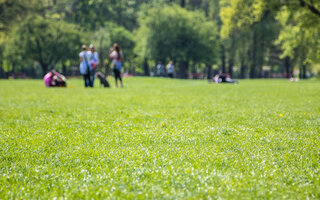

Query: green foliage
1,0,319,78
275,7,320,65
106,23,136,59
136,5,219,65
0,0,44,31
4,15,83,75
220,0,320,74
89,23,135,74
0,78,320,198
220,0,265,38
49,0,146,30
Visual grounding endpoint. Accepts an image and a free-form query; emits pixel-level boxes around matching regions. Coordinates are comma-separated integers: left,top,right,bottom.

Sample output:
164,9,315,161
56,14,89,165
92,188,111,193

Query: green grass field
0,78,319,199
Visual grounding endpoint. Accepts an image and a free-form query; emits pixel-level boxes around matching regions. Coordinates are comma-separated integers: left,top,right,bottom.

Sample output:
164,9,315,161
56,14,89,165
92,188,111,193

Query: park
0,78,319,198
1,0,320,199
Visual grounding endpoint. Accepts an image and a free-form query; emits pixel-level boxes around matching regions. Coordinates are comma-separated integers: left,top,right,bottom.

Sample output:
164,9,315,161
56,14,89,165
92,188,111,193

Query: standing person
109,43,124,88
156,61,165,77
79,45,92,87
88,44,99,87
167,61,175,78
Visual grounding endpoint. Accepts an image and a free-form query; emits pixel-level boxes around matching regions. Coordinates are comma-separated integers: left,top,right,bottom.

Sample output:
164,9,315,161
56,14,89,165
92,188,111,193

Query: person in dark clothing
213,72,238,84
109,43,124,88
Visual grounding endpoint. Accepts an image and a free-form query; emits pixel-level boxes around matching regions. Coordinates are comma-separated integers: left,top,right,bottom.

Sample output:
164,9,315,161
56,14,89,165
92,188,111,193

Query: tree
136,5,219,78
0,0,44,32
4,15,83,75
275,7,320,76
220,0,320,77
49,0,149,31
0,0,47,77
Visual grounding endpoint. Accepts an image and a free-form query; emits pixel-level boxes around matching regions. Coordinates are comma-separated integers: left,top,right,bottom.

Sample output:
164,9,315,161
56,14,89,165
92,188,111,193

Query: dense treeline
0,0,319,79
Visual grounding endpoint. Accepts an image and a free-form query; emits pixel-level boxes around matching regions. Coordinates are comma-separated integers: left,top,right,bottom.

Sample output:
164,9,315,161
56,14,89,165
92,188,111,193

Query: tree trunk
250,30,257,78
105,61,111,76
180,0,185,7
0,61,3,78
284,56,291,78
257,25,265,78
203,0,209,17
228,36,235,77
117,1,123,26
99,35,105,74
221,44,226,73
206,64,212,80
30,65,36,78
41,63,49,76
240,59,246,79
143,58,149,76
228,58,233,77
11,63,16,77
302,64,307,79
62,63,67,75
178,60,188,79
99,52,104,74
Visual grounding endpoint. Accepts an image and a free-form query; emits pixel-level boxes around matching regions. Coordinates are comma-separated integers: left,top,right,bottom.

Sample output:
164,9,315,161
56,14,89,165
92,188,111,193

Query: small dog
96,72,110,87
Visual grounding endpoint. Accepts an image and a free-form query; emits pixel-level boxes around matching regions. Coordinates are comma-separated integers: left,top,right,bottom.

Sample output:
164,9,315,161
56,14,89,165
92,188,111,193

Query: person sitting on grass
43,70,67,87
213,71,238,84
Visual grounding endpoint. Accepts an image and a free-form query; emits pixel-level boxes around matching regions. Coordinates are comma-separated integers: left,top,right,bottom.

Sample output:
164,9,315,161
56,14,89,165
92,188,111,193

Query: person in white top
166,60,175,78
88,44,99,87
109,43,124,88
156,61,165,77
79,45,92,87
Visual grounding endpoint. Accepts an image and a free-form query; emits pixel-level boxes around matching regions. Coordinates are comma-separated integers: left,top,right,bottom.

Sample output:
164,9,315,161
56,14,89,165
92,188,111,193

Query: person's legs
113,68,118,87
88,73,92,87
116,62,123,87
90,69,96,87
87,75,90,87
83,75,87,87
83,75,91,87
118,72,123,87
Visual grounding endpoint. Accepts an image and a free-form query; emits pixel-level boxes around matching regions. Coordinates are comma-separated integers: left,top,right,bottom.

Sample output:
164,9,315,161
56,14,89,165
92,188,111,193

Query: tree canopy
220,0,320,77
0,0,319,78
136,5,219,67
4,15,83,75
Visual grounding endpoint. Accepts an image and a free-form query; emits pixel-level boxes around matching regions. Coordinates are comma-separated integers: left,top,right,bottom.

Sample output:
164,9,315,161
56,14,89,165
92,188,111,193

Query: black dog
96,72,110,87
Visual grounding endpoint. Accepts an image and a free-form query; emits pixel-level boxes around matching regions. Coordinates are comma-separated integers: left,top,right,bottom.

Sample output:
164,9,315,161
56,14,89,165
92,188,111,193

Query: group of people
44,43,124,88
79,43,124,88
79,44,100,87
44,45,239,88
156,61,175,78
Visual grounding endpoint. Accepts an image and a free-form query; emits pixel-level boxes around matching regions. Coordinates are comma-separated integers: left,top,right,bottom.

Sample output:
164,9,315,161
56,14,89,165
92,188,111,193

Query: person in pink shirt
43,70,66,87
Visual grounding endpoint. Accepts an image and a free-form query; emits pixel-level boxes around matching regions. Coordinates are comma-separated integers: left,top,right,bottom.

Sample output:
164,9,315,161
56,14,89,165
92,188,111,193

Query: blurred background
0,0,319,79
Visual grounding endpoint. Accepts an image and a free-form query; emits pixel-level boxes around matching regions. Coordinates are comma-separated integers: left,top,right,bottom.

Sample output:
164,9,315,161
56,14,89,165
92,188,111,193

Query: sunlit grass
0,78,319,199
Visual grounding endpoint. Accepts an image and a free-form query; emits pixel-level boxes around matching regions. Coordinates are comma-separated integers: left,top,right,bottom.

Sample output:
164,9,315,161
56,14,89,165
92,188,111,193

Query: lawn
0,78,319,199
